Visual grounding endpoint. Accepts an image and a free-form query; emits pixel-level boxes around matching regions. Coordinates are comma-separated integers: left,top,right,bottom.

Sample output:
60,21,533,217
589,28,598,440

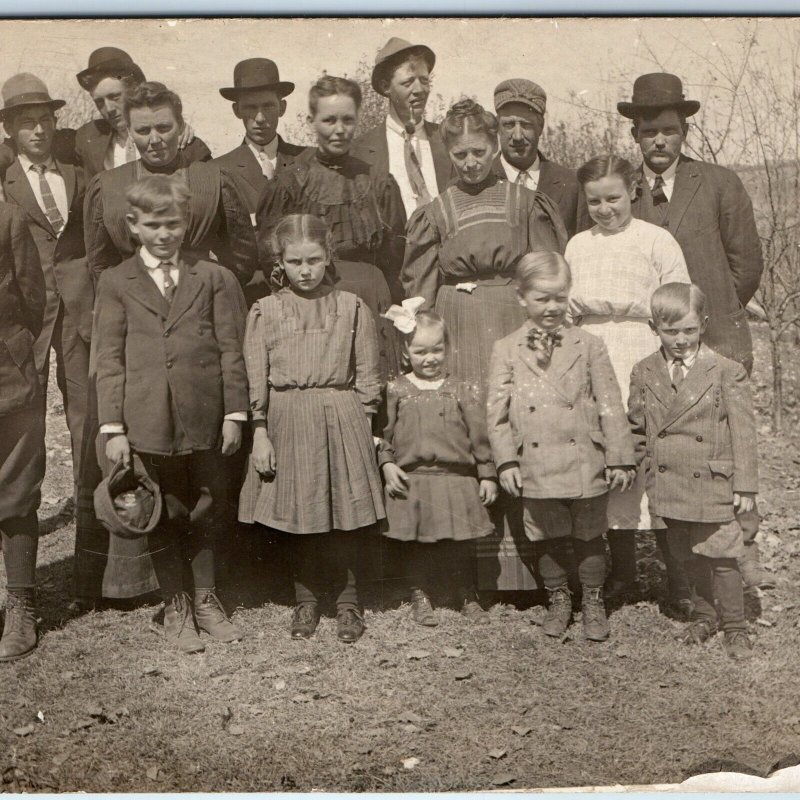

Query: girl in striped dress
238,214,385,644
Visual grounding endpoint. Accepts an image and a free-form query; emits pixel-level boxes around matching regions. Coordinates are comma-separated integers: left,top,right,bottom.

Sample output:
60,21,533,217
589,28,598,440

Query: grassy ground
1,324,799,792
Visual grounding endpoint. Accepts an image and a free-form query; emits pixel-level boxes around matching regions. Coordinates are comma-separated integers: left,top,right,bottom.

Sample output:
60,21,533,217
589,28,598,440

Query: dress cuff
224,412,248,422
99,423,125,435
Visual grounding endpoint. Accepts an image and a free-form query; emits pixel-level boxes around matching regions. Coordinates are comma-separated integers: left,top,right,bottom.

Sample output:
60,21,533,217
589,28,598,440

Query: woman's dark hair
124,81,184,126
308,75,362,116
440,98,499,149
577,154,637,192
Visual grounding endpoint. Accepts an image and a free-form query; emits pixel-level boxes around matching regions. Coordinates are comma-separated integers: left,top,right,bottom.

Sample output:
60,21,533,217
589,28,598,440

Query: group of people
0,36,769,663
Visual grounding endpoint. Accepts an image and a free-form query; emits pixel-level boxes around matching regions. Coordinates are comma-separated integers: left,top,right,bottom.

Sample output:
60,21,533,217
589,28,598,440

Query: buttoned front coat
628,344,758,524
487,323,635,499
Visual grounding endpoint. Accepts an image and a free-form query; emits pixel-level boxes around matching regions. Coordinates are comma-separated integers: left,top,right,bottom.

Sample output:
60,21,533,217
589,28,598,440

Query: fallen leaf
52,752,69,767
356,744,373,755
291,664,312,674
274,679,286,691
402,757,420,770
454,670,473,681
291,694,310,704
402,723,421,734
756,618,774,627
221,706,233,723
398,711,423,724
784,716,800,726
146,766,160,780
491,773,516,786
615,647,631,658
376,657,397,668
61,671,75,681
36,711,45,723
142,666,161,677
407,650,431,660
488,747,507,760
13,724,35,737
228,725,245,736
70,719,96,731
512,726,532,737
117,707,130,717
86,705,105,718
443,647,463,658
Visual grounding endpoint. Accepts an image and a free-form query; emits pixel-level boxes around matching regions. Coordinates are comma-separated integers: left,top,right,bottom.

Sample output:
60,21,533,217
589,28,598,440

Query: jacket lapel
666,155,701,233
165,258,204,331
235,141,267,193
516,327,576,402
4,159,56,236
643,352,675,409
660,345,717,430
59,160,77,210
538,158,565,206
426,121,451,193
126,256,170,320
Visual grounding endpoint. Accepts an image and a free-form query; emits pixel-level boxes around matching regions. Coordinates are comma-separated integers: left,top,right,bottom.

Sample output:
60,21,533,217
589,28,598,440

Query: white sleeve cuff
99,424,126,435
224,412,248,422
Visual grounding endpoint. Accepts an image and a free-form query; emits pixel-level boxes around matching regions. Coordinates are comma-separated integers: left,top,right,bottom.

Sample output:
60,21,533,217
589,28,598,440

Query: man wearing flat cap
620,72,768,588
352,37,451,218
0,73,93,495
493,78,589,238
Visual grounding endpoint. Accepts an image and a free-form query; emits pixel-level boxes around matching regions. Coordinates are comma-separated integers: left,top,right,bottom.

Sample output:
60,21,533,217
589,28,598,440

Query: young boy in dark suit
94,174,249,654
628,283,758,660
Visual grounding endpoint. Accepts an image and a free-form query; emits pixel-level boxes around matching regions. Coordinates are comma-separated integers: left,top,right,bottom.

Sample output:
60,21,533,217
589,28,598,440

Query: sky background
0,17,794,157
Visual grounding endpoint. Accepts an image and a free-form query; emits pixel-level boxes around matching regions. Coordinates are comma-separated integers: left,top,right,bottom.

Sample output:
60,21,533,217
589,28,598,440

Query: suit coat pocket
3,328,35,368
708,459,734,479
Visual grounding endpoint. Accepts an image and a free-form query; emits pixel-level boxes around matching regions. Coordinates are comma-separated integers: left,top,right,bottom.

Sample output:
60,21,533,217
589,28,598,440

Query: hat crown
494,77,547,113
371,37,435,95
1,72,63,113
86,46,136,70
631,72,686,103
232,58,282,89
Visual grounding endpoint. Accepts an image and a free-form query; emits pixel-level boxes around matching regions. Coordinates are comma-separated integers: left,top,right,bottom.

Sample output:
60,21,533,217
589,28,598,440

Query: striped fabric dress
238,286,385,534
401,173,567,591
565,216,691,530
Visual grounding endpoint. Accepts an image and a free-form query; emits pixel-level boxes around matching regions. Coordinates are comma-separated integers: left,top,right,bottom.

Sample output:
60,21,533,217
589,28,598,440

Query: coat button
693,471,701,478
567,403,573,410
569,438,576,445
658,465,666,473
696,435,703,442
531,442,538,448
163,331,170,337
529,405,535,412
166,361,173,369
658,431,666,439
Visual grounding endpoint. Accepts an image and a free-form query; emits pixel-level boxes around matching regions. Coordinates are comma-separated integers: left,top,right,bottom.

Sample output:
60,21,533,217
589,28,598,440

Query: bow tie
526,327,563,365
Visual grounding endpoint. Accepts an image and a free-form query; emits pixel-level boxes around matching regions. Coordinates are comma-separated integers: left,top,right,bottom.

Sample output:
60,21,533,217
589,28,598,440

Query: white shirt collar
500,153,540,182
386,113,427,139
664,346,698,369
140,247,178,269
18,153,57,172
246,136,279,159
643,156,679,186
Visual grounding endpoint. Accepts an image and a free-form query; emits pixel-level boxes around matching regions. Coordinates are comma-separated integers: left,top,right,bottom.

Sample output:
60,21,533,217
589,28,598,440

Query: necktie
515,170,529,188
652,174,668,205
671,358,684,391
255,148,275,179
526,327,563,366
403,123,431,208
159,261,176,305
31,164,65,234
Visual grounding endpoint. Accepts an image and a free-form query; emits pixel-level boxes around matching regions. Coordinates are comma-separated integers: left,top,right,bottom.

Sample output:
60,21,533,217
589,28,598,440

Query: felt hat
94,455,163,540
76,47,146,91
0,73,65,121
617,73,700,119
371,37,435,95
219,58,294,101
494,78,547,115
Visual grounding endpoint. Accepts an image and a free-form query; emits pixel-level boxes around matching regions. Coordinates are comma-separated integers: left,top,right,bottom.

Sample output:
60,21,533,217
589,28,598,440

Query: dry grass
1,323,799,792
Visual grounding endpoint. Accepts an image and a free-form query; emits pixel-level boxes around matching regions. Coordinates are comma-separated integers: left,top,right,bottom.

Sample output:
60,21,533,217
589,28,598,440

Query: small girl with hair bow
378,299,498,627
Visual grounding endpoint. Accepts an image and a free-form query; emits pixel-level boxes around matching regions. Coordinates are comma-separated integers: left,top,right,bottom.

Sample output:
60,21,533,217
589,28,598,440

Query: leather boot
738,542,775,590
194,589,243,643
164,592,205,654
0,589,37,662
581,586,610,641
543,584,572,637
410,589,438,627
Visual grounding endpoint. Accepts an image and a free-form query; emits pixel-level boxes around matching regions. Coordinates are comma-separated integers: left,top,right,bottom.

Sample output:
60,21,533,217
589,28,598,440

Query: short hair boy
95,174,249,655
628,282,759,659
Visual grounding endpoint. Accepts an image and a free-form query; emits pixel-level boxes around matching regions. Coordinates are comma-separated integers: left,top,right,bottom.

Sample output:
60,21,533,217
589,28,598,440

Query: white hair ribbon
382,296,426,334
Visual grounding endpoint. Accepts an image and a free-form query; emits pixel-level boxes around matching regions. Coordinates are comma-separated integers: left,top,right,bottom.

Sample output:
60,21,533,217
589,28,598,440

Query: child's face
583,174,635,232
126,207,187,261
652,309,708,360
406,325,446,380
517,274,570,330
281,240,328,293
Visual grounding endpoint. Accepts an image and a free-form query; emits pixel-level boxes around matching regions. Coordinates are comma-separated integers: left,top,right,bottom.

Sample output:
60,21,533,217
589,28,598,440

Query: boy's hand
178,123,196,150
606,466,636,492
479,479,498,506
106,433,131,468
221,420,242,456
499,465,523,497
252,431,276,477
734,491,756,514
382,463,409,499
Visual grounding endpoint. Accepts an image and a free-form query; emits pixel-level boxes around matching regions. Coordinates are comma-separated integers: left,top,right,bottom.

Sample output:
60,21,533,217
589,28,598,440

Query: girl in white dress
565,155,690,603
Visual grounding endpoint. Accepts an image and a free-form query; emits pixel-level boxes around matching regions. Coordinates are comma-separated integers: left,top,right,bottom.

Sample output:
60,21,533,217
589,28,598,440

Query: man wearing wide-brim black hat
352,36,452,219
620,72,769,590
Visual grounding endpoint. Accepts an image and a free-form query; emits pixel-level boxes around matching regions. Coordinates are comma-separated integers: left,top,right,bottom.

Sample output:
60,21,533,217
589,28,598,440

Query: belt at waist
404,462,478,477
577,314,651,325
270,384,352,393
442,275,514,287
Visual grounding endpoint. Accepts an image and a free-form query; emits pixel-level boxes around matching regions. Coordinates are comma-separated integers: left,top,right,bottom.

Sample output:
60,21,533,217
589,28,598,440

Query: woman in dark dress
402,98,568,595
255,75,406,380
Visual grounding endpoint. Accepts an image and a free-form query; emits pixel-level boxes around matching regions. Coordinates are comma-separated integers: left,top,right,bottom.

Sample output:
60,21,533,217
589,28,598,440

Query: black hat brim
618,99,700,119
0,98,65,121
219,81,295,101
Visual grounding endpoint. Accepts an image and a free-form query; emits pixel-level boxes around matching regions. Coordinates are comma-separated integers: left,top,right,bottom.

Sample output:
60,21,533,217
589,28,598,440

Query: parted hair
577,154,637,191
440,98,499,148
515,251,572,293
124,81,184,125
308,75,362,115
651,282,707,326
125,174,191,219
270,213,335,290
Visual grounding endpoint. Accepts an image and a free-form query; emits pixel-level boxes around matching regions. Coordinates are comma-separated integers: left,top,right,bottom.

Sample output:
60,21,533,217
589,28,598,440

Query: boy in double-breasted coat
628,282,758,659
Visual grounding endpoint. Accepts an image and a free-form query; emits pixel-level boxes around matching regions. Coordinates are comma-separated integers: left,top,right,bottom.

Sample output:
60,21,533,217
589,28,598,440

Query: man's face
632,108,687,174
383,57,430,124
91,76,129,134
233,88,286,147
6,104,56,163
496,101,543,170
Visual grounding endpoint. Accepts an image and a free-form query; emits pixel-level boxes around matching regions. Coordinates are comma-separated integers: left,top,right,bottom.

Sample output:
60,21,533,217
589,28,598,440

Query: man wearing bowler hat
0,73,93,495
352,37,451,218
492,78,589,239
620,72,769,589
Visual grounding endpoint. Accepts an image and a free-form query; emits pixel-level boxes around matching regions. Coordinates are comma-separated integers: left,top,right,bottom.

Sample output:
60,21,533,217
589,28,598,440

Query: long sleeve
210,266,249,416
243,302,270,424
721,359,759,494
94,273,127,427
530,190,569,254
84,174,123,282
10,206,45,338
215,168,258,287
375,171,408,302
352,297,382,412
401,204,441,307
377,381,401,467
486,339,518,469
627,364,648,468
458,381,497,480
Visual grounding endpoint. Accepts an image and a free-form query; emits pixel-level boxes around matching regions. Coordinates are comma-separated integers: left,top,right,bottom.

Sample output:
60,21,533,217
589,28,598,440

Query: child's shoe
681,618,717,645
164,592,205,654
291,604,320,639
581,586,610,641
723,630,754,660
194,589,243,642
543,584,572,637
460,599,490,625
0,589,37,662
336,606,365,643
410,589,438,627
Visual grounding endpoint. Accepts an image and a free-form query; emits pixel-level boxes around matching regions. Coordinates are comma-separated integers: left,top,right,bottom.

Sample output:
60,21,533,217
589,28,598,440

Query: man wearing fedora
492,78,589,239
352,37,451,219
620,72,769,589
0,73,93,495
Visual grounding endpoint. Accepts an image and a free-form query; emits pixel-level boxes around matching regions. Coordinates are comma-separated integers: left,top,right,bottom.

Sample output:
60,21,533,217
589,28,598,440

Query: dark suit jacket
628,343,758,523
492,151,590,239
2,158,93,370
95,254,248,456
0,202,45,416
213,136,305,215
352,119,452,194
631,155,763,371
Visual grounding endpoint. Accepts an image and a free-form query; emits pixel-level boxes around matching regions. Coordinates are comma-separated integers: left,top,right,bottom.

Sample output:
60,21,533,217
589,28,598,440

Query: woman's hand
106,433,131,468
382,463,409,499
221,420,242,456
252,430,277,477
734,491,756,515
605,466,636,492
178,123,196,150
479,479,498,507
498,465,523,497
